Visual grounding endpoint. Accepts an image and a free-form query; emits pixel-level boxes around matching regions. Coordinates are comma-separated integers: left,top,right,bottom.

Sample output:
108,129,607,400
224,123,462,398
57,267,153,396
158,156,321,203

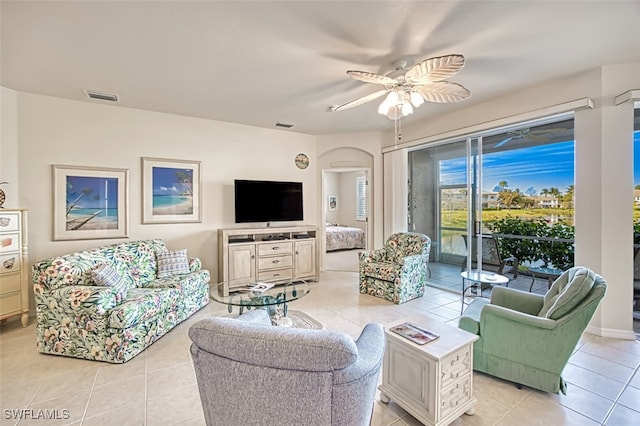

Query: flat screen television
234,179,303,223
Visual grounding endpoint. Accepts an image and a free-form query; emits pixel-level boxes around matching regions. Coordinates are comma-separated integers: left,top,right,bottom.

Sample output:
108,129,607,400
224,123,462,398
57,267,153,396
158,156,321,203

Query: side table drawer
0,253,21,274
440,374,473,420
258,255,293,271
0,273,21,294
440,346,472,389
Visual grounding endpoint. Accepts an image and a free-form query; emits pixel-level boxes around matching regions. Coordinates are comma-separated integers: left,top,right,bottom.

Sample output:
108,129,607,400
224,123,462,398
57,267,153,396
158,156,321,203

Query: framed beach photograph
328,195,338,211
142,157,201,224
52,165,129,241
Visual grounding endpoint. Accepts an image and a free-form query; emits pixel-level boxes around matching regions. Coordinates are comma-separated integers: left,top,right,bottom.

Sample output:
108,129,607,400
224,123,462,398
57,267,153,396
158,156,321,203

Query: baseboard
585,324,637,340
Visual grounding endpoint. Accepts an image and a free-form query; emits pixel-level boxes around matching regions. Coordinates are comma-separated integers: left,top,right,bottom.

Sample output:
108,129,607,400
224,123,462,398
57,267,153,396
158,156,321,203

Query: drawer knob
273,260,280,264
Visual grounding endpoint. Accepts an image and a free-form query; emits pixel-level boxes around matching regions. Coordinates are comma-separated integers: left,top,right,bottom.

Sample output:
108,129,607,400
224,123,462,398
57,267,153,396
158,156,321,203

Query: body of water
69,208,118,221
153,195,191,208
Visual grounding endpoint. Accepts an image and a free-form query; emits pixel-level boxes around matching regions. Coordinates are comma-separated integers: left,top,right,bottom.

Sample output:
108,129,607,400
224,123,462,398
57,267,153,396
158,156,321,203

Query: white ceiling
2,1,639,135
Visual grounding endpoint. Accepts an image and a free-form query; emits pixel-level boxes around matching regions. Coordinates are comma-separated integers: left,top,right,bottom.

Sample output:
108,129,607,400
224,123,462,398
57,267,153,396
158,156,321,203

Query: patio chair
461,234,519,281
458,266,607,394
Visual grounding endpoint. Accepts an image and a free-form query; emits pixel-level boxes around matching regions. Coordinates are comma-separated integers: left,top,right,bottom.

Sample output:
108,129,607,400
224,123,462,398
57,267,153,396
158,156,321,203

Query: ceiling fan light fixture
334,54,470,121
410,91,424,107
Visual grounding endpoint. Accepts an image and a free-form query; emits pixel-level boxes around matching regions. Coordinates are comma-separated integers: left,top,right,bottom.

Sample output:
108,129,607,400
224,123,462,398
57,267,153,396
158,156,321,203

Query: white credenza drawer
258,242,293,256
0,273,22,294
258,269,293,282
258,254,293,271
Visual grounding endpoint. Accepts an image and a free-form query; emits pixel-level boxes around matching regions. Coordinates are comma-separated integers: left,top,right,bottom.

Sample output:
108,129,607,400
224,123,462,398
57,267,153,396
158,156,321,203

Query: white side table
379,314,479,426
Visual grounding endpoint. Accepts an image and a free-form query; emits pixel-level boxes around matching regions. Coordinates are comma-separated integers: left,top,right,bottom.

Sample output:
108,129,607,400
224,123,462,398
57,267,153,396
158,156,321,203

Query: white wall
13,92,319,279
1,86,20,207
324,172,340,224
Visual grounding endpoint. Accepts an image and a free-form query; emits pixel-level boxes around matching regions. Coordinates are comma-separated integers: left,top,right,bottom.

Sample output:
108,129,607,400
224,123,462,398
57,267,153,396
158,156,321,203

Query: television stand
218,225,319,296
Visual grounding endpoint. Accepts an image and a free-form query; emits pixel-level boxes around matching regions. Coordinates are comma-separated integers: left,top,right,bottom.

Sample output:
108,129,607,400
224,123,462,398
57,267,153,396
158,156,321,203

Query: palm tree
498,180,508,190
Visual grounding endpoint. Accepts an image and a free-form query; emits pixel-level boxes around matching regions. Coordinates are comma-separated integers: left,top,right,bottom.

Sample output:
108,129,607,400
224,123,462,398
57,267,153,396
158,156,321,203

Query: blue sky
66,176,118,208
440,131,640,194
152,167,193,195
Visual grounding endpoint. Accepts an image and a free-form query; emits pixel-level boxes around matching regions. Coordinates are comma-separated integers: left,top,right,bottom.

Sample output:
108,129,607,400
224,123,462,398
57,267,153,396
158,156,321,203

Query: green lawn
441,208,576,229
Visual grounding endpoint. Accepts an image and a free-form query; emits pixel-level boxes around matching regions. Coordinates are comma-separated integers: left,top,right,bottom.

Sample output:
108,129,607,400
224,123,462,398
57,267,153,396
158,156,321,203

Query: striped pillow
91,263,128,303
157,249,189,278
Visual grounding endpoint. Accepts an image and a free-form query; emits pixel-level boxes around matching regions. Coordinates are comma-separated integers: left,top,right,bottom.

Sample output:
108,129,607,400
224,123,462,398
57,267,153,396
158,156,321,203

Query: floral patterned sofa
32,239,210,363
359,232,431,304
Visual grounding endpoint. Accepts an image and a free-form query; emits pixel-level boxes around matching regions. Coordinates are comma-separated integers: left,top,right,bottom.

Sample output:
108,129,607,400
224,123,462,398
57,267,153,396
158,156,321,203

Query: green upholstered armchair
359,232,431,304
458,267,606,394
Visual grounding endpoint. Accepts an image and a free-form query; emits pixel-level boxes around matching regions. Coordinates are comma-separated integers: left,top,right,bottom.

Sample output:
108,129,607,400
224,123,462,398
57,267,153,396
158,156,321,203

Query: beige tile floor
1,270,639,425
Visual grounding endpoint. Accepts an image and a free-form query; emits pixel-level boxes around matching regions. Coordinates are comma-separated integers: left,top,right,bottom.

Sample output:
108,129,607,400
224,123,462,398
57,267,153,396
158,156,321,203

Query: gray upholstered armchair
359,232,431,304
188,310,385,426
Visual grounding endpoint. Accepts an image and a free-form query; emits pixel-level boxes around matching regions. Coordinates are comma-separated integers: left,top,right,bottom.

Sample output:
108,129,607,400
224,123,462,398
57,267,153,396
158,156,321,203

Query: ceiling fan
332,54,471,120
494,127,571,148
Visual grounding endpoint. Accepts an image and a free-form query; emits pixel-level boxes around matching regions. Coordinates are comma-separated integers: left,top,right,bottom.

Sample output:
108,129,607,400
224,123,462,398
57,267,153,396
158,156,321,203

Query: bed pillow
91,263,128,303
157,249,190,278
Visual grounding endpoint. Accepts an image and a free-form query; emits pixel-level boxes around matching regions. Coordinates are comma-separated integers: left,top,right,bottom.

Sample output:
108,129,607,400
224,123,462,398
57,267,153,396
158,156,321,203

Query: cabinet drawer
0,292,21,315
440,346,472,389
439,374,472,420
0,212,20,232
258,254,292,271
0,253,21,274
0,233,20,254
0,273,21,294
258,269,293,282
258,242,293,256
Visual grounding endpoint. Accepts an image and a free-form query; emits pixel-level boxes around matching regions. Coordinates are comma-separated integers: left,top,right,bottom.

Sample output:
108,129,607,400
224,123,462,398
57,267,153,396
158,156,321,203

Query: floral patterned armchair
32,239,210,363
359,232,431,304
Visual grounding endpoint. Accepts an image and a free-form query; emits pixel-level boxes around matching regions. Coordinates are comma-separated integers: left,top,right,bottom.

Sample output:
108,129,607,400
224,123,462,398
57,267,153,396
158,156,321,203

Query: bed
326,224,366,251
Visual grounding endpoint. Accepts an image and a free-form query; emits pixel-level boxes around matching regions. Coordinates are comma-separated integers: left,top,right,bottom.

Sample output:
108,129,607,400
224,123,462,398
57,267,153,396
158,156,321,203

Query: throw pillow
91,263,128,304
538,267,595,320
157,249,189,278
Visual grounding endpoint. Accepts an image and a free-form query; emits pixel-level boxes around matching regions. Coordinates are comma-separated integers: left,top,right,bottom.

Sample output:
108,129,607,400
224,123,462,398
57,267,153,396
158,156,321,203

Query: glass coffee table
209,281,311,326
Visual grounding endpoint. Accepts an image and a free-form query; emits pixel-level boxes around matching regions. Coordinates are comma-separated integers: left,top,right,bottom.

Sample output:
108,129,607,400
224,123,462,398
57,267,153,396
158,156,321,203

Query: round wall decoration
295,153,309,170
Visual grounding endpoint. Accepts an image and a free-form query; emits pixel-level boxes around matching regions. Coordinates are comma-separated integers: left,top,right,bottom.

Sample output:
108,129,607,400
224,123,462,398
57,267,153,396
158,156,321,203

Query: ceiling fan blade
333,89,389,112
405,54,465,84
346,70,397,86
415,81,471,103
494,136,514,148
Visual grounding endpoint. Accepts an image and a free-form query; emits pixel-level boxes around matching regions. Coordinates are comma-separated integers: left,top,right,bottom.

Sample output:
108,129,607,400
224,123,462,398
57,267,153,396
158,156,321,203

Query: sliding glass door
409,116,576,279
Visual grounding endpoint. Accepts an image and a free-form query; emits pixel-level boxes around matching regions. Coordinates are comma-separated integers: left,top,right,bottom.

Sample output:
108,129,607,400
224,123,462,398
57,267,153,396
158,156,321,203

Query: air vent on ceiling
83,89,119,102
274,122,295,129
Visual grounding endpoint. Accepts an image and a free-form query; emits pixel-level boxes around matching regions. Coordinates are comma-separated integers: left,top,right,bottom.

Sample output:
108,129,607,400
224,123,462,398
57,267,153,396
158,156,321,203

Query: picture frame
328,195,338,211
52,165,129,241
142,157,201,224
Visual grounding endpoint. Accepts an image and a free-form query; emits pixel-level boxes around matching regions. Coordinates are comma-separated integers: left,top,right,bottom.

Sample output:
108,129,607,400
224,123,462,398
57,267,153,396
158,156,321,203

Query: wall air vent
274,122,295,129
83,90,119,102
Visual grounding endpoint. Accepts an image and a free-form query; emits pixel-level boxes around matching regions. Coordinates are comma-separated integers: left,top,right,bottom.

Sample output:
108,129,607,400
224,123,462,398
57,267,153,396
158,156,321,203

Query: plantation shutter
356,176,367,221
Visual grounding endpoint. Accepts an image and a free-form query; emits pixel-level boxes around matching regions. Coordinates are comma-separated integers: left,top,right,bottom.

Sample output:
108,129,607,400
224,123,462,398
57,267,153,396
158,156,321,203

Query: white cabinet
218,226,318,296
294,239,316,279
379,315,478,426
0,209,29,327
